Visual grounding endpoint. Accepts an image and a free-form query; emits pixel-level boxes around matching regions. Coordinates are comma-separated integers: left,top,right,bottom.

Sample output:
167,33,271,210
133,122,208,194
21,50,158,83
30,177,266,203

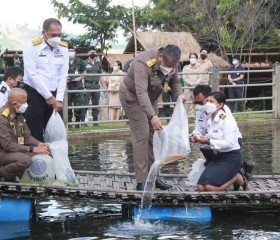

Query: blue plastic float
133,205,212,222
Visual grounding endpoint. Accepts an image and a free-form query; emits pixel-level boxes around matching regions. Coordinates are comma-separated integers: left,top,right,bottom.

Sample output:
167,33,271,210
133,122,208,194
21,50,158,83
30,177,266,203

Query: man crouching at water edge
119,44,186,191
0,88,49,182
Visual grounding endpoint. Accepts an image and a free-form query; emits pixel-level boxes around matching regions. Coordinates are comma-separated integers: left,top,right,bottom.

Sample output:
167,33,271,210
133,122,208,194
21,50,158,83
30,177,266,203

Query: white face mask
47,37,61,47
205,102,218,114
232,60,238,65
113,66,118,72
190,58,197,65
160,65,173,75
195,104,205,111
69,52,75,59
16,102,28,114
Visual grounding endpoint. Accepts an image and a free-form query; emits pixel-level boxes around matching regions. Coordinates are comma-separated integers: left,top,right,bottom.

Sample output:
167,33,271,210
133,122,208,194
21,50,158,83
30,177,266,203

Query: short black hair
3,67,24,82
160,44,181,63
193,85,212,97
189,52,198,59
116,60,122,70
209,91,226,104
88,46,96,51
200,47,209,53
42,18,62,31
232,55,240,61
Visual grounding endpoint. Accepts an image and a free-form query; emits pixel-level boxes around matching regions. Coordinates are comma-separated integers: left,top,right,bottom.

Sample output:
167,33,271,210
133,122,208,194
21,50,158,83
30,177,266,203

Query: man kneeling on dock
0,88,49,182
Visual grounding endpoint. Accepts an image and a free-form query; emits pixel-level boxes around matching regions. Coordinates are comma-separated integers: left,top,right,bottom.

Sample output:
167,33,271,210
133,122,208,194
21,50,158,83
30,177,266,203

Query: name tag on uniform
213,130,218,133
55,54,63,58
39,54,46,57
18,137,24,145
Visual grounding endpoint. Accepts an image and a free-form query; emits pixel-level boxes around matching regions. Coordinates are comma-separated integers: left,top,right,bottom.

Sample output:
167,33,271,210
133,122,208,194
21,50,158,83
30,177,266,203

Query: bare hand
38,142,49,147
151,115,163,130
33,145,50,154
46,96,56,107
55,101,63,112
178,94,186,103
195,135,209,144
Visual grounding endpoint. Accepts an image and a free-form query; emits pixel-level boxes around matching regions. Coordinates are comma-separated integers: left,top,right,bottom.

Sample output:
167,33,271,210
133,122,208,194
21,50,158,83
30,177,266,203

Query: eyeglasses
192,101,205,105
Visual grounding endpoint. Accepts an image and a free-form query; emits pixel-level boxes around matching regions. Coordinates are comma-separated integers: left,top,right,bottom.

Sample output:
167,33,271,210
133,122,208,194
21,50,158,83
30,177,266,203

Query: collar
207,109,224,124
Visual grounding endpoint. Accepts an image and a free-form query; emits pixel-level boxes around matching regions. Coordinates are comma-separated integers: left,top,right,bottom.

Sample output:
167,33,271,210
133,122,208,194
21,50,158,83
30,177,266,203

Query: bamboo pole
132,0,137,55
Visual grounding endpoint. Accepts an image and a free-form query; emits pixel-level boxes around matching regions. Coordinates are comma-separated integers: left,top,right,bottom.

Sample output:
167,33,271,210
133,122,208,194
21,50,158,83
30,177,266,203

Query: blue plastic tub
0,221,30,240
133,205,212,222
0,197,33,221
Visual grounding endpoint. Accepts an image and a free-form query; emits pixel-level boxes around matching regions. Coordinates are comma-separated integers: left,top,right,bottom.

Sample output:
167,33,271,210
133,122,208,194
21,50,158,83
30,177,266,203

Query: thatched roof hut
123,31,229,69
102,53,134,72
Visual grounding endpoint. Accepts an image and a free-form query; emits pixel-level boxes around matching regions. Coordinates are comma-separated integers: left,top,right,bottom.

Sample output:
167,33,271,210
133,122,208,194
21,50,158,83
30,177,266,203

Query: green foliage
51,0,129,51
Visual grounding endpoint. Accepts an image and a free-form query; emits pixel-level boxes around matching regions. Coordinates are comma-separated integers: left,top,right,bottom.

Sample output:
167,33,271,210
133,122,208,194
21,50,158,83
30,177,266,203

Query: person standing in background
108,61,123,120
83,46,107,125
227,56,245,113
197,48,213,86
182,53,202,117
67,45,86,128
23,18,69,142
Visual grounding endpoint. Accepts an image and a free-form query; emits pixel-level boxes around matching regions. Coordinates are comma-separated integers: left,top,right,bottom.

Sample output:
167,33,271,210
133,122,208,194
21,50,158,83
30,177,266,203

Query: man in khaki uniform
119,45,185,191
0,88,49,182
197,48,213,85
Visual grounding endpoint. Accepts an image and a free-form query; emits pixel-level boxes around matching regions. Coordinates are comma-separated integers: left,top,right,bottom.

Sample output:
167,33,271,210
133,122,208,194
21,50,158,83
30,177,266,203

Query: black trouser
25,86,61,142
162,90,175,118
228,86,244,112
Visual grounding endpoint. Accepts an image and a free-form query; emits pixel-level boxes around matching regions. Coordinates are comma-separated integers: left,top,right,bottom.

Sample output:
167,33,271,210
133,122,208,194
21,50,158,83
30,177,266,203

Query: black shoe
240,168,248,191
243,160,255,181
233,184,240,191
136,183,144,191
155,179,172,190
204,160,211,166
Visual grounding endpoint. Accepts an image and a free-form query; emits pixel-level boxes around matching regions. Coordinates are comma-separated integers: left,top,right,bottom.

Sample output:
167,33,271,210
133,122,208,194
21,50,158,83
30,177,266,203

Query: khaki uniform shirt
123,48,183,118
197,58,213,85
0,105,39,155
182,64,202,86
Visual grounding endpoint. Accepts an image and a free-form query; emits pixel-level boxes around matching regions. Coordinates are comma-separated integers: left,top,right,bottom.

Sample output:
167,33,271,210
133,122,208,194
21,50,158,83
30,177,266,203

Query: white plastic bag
49,140,79,186
185,158,206,186
153,98,191,165
21,154,55,185
44,110,67,143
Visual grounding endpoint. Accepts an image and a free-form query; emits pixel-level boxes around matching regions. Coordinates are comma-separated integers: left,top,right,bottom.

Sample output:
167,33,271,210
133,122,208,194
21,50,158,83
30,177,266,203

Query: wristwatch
28,145,34,153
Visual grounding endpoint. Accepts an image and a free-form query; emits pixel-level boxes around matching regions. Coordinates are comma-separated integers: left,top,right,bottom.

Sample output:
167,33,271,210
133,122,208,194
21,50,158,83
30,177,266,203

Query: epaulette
219,113,227,119
59,41,68,47
32,37,43,46
146,58,157,68
0,86,7,94
2,108,9,117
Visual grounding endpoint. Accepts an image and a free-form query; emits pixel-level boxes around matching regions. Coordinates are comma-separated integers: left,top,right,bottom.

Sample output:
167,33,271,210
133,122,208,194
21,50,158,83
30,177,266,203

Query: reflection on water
9,126,280,239
68,126,280,175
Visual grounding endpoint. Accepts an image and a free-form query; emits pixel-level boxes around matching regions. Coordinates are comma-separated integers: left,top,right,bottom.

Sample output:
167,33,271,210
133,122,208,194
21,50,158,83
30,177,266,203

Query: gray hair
160,44,181,63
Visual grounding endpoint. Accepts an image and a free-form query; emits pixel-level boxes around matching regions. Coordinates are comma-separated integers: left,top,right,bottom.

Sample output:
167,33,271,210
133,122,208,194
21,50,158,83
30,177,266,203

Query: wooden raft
1,171,280,207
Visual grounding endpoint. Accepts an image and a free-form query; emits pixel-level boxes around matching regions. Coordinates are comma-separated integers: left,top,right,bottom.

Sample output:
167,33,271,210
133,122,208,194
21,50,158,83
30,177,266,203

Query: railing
65,63,280,127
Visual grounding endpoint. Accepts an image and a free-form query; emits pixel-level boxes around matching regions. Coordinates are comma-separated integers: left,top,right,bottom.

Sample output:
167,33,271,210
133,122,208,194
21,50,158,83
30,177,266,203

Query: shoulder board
146,58,157,68
0,86,7,94
59,41,68,47
32,37,43,45
219,113,227,120
2,108,9,117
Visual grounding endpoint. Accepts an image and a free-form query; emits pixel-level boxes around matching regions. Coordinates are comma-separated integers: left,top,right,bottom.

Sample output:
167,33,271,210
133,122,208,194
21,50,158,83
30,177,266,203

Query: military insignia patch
146,58,156,68
2,108,9,117
0,86,7,94
32,37,42,45
58,41,68,47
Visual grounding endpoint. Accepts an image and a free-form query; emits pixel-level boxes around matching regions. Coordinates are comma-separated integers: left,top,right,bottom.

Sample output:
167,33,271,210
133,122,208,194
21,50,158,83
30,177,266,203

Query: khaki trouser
0,152,32,181
119,87,155,183
184,88,195,116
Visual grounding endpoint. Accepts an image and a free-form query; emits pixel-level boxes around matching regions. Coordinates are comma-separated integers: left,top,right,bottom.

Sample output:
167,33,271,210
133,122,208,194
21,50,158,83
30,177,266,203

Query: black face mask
17,81,25,89
200,54,207,60
89,54,96,59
